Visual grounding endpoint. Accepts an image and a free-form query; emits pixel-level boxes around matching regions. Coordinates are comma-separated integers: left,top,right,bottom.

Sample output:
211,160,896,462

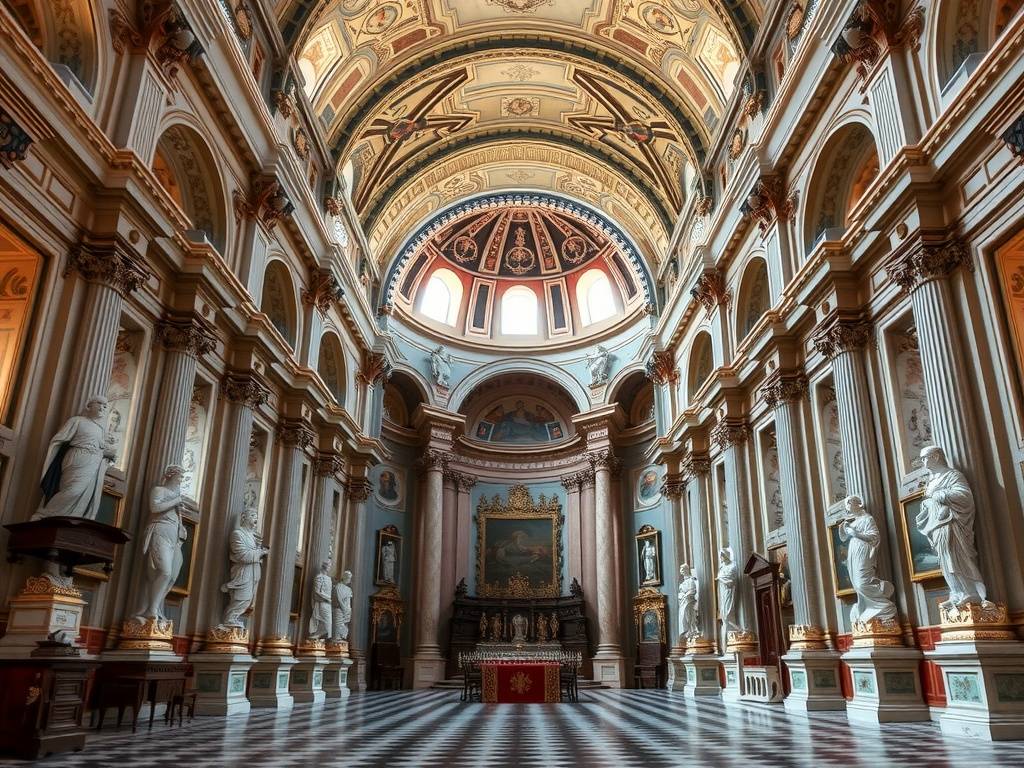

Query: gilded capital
315,452,344,478
812,318,873,360
645,350,679,386
221,372,270,408
358,352,392,387
301,269,344,313
66,240,149,296
886,239,972,293
277,419,316,449
710,420,750,451
660,477,685,499
690,269,731,314
157,316,217,357
347,478,372,503
680,453,711,479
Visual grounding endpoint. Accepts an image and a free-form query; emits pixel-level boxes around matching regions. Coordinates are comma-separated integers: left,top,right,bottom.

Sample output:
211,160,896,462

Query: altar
481,661,560,703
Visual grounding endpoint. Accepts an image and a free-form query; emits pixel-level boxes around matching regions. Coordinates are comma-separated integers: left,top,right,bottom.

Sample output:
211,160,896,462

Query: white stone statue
134,464,187,624
641,538,657,582
585,345,612,387
381,540,397,583
839,495,897,624
33,395,117,520
429,345,453,388
916,445,992,609
511,613,528,643
678,563,699,641
716,547,739,632
308,558,333,639
332,570,353,641
219,507,270,628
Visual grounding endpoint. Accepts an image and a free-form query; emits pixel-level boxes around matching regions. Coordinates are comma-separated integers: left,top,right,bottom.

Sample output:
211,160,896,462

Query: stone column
63,240,148,412
344,477,371,691
454,473,476,586
579,467,598,656
439,469,459,653
662,475,688,657
590,449,625,686
560,473,584,588
300,453,343,643
682,455,716,647
412,448,447,688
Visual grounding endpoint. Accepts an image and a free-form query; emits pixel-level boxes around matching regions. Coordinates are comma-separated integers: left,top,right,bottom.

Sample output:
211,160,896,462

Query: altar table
481,662,560,703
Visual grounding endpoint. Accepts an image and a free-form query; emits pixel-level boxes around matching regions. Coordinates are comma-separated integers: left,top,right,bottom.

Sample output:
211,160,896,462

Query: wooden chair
633,642,664,689
371,642,404,690
461,659,481,702
559,664,579,702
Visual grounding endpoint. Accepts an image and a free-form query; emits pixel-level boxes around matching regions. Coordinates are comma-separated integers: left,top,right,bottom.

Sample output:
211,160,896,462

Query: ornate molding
812,318,873,360
277,419,315,449
65,240,149,296
1001,114,1024,165
645,349,679,386
357,352,392,387
739,176,787,235
347,478,372,503
886,239,973,293
690,269,731,314
710,420,750,451
220,372,269,408
301,269,344,313
0,107,33,168
680,453,711,480
760,372,809,409
315,452,344,478
156,315,216,357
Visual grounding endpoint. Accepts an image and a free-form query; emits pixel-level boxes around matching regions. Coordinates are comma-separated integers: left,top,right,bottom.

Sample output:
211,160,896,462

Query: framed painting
475,485,563,598
75,489,125,580
375,525,402,587
169,517,199,597
635,525,662,587
827,521,855,597
898,491,942,582
769,544,792,608
290,563,303,619
472,398,564,444
635,465,662,508
374,466,404,508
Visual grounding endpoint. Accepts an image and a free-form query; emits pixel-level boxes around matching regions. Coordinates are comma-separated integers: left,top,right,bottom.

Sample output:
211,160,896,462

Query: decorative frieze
812,318,873,360
645,349,679,386
221,372,270,408
760,372,809,409
277,419,315,449
886,239,973,293
65,240,149,296
0,107,33,168
157,315,217,357
301,269,344,313
690,269,731,314
710,420,750,451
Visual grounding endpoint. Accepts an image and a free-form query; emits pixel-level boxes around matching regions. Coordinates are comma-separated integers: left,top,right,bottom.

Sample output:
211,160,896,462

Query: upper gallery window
421,268,462,326
500,286,539,335
577,269,616,326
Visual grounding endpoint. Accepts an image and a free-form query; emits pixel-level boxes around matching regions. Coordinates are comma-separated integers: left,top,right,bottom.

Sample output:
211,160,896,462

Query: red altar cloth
481,662,560,703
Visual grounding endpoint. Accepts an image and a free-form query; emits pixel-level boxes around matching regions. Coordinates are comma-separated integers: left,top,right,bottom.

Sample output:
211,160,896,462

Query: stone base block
411,655,445,690
666,656,687,692
841,646,929,724
783,649,846,713
0,591,86,658
189,653,254,716
249,655,297,709
592,654,626,689
291,655,328,704
741,665,784,704
927,640,1024,740
323,658,353,698
683,654,722,698
720,652,748,702
348,653,367,692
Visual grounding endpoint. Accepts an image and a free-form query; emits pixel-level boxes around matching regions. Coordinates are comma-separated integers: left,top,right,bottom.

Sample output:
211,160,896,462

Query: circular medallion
363,3,400,35
504,97,536,117
641,3,678,35
561,236,589,264
450,236,478,263
505,246,536,275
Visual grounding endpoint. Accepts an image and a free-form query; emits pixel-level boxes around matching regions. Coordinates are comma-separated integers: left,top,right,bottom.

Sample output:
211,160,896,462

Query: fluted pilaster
681,455,716,645
589,449,622,657
414,449,448,659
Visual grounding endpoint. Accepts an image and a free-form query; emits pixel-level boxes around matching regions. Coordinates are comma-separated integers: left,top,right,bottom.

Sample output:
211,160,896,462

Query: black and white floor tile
4,689,1024,767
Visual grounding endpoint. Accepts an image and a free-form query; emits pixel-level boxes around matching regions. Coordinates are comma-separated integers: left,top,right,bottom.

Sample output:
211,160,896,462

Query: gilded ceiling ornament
786,3,805,42
292,128,310,161
504,226,536,275
232,1,253,41
486,0,554,13
501,64,540,82
502,96,538,117
641,2,678,36
728,129,745,160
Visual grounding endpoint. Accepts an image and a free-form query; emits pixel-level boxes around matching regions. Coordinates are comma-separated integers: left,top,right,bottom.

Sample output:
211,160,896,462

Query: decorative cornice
760,372,809,409
885,239,973,293
710,420,750,451
645,350,679,386
65,240,149,296
277,419,316,449
301,269,344,313
690,269,731,314
156,315,217,357
220,372,269,408
812,318,873,360
315,452,344,478
0,107,33,168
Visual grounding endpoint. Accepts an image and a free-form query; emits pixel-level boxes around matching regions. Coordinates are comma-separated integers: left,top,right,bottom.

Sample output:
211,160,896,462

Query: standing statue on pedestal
916,445,992,609
220,507,270,628
134,465,187,624
308,558,333,639
429,345,453,388
511,613,528,643
332,570,353,641
840,495,897,624
536,614,548,642
33,395,118,520
549,613,559,640
381,539,397,584
641,538,657,583
585,345,612,387
716,547,739,632
677,563,699,641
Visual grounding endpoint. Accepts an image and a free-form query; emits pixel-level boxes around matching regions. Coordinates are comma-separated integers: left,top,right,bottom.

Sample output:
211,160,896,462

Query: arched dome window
421,268,462,326
577,269,616,326
500,286,538,335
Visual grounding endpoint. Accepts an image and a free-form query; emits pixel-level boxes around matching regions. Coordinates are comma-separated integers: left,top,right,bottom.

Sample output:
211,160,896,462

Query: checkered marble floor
5,689,1024,767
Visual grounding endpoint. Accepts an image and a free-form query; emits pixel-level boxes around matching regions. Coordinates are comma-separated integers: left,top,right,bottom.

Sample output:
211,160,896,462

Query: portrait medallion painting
375,525,402,587
473,397,565,444
827,521,855,597
476,486,563,598
898,491,942,582
635,525,662,587
635,465,662,508
374,465,404,508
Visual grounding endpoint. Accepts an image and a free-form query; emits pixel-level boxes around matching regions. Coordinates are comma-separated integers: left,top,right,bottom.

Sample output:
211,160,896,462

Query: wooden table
480,662,560,703
94,661,191,733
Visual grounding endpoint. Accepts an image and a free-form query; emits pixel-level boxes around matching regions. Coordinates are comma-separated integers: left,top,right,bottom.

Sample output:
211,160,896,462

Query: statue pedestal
682,653,722,697
411,654,445,690
0,579,87,658
720,646,757,702
592,651,626,689
782,649,846,713
841,646,929,724
323,657,353,698
114,618,175,655
927,641,1024,740
666,655,687,692
189,652,254,716
250,655,297,709
291,653,328,704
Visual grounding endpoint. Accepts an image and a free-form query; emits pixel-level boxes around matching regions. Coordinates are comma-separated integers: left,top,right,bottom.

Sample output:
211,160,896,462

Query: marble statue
332,570,353,641
642,539,657,582
134,464,187,624
308,559,333,639
549,613,559,639
429,345,453,388
381,539,397,583
511,613,528,643
585,345,612,387
536,614,548,642
678,563,699,640
219,507,270,628
33,395,118,520
917,445,992,609
489,613,503,641
716,547,739,632
839,495,897,623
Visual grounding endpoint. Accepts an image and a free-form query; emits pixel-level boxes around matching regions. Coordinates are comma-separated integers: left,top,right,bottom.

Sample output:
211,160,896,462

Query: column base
720,651,755,702
841,646,929,725
189,652,254,716
249,655,298,709
928,640,1024,740
291,654,328,704
323,657,353,698
0,582,87,658
782,649,846,713
411,653,445,690
666,656,687,692
682,653,722,697
592,653,626,688
101,649,184,664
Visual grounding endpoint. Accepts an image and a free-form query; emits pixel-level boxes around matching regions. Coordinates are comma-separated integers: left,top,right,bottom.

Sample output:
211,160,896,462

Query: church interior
1,1,1024,765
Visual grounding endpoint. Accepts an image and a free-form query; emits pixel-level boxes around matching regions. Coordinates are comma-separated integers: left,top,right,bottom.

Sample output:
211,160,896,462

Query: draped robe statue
33,395,117,521
677,564,699,641
332,570,353,641
220,508,270,628
136,465,187,623
308,559,333,639
839,495,896,624
916,445,991,609
429,346,453,388
716,547,739,632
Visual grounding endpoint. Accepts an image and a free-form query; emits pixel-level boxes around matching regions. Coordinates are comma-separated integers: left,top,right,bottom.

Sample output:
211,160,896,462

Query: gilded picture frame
375,525,402,587
635,525,662,587
827,521,855,598
474,485,563,598
897,490,942,582
169,516,199,597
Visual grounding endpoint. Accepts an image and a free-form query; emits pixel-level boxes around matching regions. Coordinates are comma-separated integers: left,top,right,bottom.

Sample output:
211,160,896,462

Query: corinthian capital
680,453,711,480
711,420,750,451
760,372,809,409
347,478,372,503
645,350,679,386
812,318,873,360
886,239,972,293
418,448,450,470
66,239,149,296
588,449,621,473
357,352,392,387
277,419,315,449
157,315,217,357
221,372,269,408
660,477,685,499
315,452,344,478
690,269,731,314
444,468,477,491
301,269,344,314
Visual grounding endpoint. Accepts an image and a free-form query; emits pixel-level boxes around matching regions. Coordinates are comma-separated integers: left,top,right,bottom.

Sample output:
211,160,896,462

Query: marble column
301,453,343,641
64,241,148,412
560,473,584,589
439,469,459,651
344,478,371,691
579,467,598,656
662,475,688,657
590,450,625,685
682,455,716,646
412,449,447,687
453,473,476,586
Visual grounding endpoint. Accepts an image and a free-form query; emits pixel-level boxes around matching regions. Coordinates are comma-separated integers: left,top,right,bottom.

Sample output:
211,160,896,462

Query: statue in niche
219,507,270,628
511,613,528,643
332,570,353,641
716,547,740,632
641,538,657,582
479,611,488,639
134,465,187,625
308,558,333,639
429,345,453,388
549,613,559,640
489,613,503,641
536,614,548,642
678,563,699,641
381,539,397,584
840,495,897,624
916,445,992,609
585,345,612,387
33,395,118,521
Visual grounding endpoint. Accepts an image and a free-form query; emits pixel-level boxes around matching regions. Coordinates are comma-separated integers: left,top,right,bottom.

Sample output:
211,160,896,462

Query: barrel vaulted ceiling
274,1,762,265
